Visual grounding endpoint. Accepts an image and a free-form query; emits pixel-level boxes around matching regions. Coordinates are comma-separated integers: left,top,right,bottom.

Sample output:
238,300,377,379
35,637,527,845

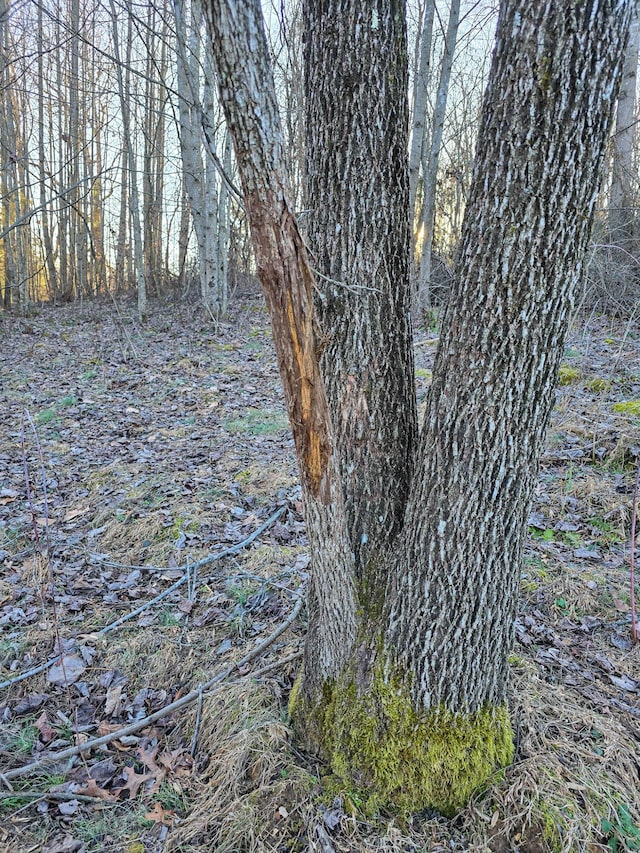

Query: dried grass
166,655,640,853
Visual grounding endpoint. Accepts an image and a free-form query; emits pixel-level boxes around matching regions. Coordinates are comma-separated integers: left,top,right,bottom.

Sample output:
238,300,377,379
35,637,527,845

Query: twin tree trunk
208,0,631,817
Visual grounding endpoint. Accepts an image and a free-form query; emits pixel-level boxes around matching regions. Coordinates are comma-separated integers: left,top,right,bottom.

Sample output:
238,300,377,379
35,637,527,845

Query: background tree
609,2,640,246
208,0,632,816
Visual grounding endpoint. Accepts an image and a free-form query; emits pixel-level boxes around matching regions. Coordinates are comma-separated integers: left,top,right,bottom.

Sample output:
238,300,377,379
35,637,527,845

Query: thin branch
630,457,639,645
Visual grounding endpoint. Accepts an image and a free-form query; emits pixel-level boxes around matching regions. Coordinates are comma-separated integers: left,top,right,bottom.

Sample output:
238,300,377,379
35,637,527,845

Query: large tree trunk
205,0,358,696
303,1,418,579
207,0,632,818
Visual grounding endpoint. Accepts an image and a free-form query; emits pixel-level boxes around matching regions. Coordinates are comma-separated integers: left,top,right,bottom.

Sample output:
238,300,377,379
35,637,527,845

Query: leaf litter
0,300,639,852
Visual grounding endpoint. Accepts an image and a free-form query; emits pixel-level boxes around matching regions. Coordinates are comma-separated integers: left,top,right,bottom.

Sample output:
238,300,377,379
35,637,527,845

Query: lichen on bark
290,659,514,818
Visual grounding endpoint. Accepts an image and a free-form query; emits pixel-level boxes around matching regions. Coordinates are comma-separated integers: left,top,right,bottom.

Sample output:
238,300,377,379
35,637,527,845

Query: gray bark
175,0,230,317
303,0,418,579
205,0,358,693
389,0,633,714
206,0,632,813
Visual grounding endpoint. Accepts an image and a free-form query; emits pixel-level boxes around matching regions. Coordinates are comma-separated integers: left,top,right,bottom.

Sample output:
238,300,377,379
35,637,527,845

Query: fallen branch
0,506,287,691
1,593,303,783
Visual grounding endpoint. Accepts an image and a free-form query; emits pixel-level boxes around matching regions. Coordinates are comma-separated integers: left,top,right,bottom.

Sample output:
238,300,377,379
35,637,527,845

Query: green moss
291,663,514,818
558,365,581,386
612,400,640,416
585,376,611,393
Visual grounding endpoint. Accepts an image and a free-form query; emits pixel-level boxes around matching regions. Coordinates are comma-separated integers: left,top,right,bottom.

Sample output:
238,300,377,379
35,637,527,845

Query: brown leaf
112,764,154,799
35,711,55,744
144,801,175,826
74,778,118,801
14,693,49,715
104,684,123,717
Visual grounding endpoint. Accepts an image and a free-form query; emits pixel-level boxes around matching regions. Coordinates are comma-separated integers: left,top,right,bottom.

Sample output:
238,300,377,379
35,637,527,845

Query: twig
0,791,103,805
0,594,303,783
630,458,639,645
0,506,288,691
190,684,204,757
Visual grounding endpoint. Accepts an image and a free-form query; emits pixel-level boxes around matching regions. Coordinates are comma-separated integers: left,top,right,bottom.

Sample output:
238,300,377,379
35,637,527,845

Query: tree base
290,667,514,818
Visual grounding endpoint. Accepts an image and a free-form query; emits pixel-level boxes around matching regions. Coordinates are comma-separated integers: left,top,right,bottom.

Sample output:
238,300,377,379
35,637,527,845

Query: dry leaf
112,765,154,799
144,801,174,826
47,655,86,686
104,684,123,717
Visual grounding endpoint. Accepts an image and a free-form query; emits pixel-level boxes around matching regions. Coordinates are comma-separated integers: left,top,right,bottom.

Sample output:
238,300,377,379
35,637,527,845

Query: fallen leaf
35,711,55,743
74,778,118,801
144,801,174,826
47,655,86,686
14,693,49,715
608,673,638,692
112,764,154,799
104,684,123,717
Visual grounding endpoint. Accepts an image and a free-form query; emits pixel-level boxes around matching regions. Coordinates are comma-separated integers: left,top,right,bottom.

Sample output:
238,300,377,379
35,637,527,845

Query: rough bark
303,0,418,581
207,0,632,817
206,0,357,694
389,0,632,714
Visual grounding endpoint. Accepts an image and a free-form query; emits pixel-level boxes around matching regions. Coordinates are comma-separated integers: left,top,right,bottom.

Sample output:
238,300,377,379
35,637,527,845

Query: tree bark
205,0,358,695
303,0,418,580
207,0,632,818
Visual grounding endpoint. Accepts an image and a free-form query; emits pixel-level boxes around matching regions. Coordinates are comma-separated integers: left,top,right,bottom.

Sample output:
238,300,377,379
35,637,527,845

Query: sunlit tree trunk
408,0,435,231
110,0,146,318
417,0,461,310
609,3,640,245
208,0,632,817
37,0,58,300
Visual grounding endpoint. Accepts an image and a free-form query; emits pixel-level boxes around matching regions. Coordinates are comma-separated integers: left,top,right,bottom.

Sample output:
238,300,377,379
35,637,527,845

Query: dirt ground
0,295,639,853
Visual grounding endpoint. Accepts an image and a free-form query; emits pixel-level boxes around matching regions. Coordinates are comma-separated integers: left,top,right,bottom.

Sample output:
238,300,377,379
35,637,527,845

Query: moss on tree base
290,666,514,818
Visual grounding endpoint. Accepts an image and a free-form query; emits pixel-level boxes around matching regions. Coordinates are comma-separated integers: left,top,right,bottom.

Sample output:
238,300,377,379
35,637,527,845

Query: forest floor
0,293,639,853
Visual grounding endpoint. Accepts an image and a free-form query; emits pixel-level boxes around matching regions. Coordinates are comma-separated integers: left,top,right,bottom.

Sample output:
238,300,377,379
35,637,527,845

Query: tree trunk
417,0,461,310
408,0,436,232
110,0,146,319
303,0,418,578
207,0,632,818
205,0,358,695
609,3,640,245
37,0,58,300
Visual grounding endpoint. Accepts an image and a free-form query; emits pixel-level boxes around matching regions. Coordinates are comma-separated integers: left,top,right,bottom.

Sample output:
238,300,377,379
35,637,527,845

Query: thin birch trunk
408,0,436,230
110,0,146,318
417,0,461,309
609,3,640,244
